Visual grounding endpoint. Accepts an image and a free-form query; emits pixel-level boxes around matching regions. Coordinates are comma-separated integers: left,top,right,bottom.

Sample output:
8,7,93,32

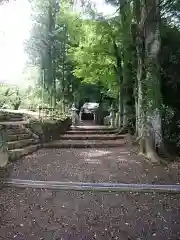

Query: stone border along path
2,178,180,193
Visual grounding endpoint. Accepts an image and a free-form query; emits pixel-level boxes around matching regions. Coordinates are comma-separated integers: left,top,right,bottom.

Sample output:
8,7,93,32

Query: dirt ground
0,188,180,240
1,147,180,239
6,148,180,184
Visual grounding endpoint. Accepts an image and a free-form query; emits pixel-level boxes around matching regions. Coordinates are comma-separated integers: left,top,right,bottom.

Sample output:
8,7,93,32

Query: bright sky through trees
73,0,116,16
0,0,31,86
0,0,115,87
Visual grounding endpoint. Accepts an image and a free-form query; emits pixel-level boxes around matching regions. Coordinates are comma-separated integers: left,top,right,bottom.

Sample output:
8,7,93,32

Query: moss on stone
26,117,72,143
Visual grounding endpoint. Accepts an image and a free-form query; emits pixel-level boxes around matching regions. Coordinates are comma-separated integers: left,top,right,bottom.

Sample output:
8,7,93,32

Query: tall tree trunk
133,0,144,139
113,41,123,130
47,1,53,107
131,22,138,135
120,0,135,133
136,0,163,162
47,0,57,108
61,24,67,112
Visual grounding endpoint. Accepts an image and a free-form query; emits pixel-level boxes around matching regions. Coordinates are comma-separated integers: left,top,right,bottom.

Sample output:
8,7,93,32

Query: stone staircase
6,124,41,161
0,111,25,122
0,111,41,162
44,125,126,148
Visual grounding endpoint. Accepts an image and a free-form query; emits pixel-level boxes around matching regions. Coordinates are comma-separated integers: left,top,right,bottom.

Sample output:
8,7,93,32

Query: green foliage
0,85,23,110
26,0,79,108
25,0,123,108
0,83,51,111
22,0,180,154
68,16,123,99
160,23,180,152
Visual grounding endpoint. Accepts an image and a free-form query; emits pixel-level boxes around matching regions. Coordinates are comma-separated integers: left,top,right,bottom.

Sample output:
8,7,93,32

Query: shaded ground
1,141,180,239
7,148,180,184
0,188,180,240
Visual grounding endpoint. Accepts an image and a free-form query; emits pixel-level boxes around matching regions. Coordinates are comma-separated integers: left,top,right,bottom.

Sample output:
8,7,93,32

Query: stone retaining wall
25,118,72,143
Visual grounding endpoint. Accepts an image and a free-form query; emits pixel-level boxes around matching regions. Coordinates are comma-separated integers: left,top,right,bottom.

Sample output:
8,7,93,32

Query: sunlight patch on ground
117,157,141,164
80,149,112,158
117,157,127,162
80,149,112,164
84,158,101,164
119,151,129,154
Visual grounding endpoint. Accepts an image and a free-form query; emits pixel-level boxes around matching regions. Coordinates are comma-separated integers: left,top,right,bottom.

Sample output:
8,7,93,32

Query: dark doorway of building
81,112,94,121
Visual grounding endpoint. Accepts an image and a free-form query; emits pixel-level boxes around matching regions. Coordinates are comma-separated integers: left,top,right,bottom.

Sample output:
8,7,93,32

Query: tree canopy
3,0,180,160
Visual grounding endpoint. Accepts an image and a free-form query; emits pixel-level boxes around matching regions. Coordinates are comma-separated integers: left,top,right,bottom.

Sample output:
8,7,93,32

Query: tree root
156,142,174,162
116,126,128,135
0,166,10,189
138,136,166,165
0,155,8,168
145,139,162,164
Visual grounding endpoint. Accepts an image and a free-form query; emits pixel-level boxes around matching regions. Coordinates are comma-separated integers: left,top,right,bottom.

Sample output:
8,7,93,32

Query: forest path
1,124,180,239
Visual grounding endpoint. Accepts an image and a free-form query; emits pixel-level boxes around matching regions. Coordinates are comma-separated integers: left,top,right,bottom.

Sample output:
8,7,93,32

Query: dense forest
1,0,180,162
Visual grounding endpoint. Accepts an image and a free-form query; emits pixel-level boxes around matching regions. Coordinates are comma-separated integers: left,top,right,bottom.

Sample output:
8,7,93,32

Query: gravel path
1,145,180,239
0,188,180,240
6,148,180,184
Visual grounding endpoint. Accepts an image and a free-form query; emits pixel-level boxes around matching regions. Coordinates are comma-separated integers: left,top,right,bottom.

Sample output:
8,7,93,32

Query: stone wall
25,118,71,143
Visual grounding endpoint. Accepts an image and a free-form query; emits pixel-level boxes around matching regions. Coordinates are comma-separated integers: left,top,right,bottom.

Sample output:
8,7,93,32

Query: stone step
0,114,24,122
43,139,125,148
7,133,31,142
7,127,27,135
8,138,36,150
60,134,125,140
2,124,22,129
0,121,28,127
8,144,41,162
7,118,24,122
70,126,117,131
66,130,118,135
